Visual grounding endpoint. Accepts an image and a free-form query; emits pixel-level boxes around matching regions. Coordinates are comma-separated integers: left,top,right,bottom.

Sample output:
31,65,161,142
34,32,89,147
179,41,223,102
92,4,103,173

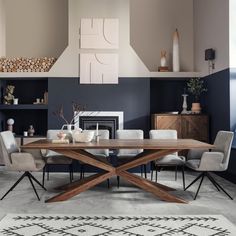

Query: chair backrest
213,131,234,168
116,129,144,156
0,131,19,167
149,129,178,156
86,130,109,156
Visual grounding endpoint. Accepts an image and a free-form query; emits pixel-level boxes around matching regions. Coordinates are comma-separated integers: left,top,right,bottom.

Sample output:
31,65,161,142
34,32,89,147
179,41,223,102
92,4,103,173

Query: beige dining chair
185,130,234,200
149,129,186,189
81,130,110,187
0,131,46,200
43,130,74,186
116,129,144,187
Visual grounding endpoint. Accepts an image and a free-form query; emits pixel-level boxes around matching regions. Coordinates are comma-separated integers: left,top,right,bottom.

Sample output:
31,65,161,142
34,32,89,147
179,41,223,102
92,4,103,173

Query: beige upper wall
0,0,5,57
130,0,194,72
194,0,229,76
5,0,68,58
51,0,149,77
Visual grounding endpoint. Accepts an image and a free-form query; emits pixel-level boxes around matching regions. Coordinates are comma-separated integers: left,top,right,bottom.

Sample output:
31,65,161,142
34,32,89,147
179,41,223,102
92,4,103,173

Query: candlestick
96,123,99,136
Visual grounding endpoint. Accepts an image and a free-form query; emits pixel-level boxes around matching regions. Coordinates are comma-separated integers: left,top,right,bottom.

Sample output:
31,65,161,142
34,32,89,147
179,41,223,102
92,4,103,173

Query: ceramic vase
173,29,180,72
191,103,201,114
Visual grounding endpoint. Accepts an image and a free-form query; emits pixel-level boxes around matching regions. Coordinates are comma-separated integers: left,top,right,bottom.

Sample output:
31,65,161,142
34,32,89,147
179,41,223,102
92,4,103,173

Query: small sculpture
7,118,14,132
4,85,15,105
158,50,169,72
28,125,35,136
160,51,167,67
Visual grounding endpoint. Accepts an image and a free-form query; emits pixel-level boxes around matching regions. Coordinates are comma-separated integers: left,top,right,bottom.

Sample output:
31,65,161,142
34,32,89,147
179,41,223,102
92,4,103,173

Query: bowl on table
73,130,95,143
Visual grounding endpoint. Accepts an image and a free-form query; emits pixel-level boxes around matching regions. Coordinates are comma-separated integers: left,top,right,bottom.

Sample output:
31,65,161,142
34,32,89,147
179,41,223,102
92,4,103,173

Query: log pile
0,57,57,72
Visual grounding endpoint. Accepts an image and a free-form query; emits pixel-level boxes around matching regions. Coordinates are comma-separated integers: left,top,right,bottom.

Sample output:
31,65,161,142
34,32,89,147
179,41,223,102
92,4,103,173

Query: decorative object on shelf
0,57,57,72
181,94,189,114
187,78,207,114
28,125,35,136
13,98,18,105
4,85,15,104
7,118,14,132
23,131,28,137
173,29,180,72
43,91,48,104
158,50,169,72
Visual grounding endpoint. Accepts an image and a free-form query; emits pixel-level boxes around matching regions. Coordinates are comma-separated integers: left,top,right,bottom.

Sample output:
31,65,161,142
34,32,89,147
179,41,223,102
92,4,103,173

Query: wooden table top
22,139,214,150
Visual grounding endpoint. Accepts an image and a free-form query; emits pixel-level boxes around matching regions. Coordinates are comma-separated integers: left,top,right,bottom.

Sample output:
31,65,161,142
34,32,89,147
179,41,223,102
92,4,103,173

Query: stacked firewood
0,57,57,72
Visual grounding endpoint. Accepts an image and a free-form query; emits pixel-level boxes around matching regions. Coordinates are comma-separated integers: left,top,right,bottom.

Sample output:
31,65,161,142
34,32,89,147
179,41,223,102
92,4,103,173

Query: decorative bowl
73,130,94,143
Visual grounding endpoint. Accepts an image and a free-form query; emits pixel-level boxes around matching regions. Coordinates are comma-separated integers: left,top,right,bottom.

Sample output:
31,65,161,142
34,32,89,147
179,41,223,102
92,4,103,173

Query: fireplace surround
75,111,124,139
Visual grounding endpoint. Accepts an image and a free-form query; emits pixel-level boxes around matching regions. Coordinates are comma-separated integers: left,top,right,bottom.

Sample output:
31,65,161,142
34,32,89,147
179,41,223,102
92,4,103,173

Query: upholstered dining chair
185,130,234,200
81,130,110,182
43,130,74,187
0,131,46,200
116,129,144,187
149,129,186,189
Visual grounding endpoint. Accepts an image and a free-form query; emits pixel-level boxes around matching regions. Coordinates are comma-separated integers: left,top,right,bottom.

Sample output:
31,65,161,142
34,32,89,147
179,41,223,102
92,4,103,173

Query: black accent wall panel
48,78,150,137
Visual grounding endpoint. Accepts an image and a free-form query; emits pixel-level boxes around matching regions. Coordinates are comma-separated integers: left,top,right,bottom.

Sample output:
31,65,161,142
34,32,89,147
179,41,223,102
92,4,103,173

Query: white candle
96,123,99,136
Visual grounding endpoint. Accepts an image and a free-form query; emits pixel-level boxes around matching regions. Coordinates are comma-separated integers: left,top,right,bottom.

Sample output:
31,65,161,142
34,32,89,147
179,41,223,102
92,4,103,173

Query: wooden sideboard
151,114,209,142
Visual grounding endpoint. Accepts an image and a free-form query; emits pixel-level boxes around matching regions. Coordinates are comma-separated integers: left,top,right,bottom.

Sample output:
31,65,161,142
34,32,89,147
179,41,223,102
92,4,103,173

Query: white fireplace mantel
74,111,124,130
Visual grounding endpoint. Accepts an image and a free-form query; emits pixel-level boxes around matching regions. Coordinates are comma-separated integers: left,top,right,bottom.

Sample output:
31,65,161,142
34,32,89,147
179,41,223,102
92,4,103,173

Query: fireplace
74,111,124,139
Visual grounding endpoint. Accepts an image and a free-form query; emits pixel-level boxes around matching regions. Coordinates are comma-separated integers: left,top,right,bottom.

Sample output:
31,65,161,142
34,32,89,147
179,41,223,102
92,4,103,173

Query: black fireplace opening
79,116,119,139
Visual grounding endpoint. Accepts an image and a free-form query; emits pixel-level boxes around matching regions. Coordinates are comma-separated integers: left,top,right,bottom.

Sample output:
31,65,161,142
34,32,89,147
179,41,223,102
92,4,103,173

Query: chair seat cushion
186,159,200,170
46,156,72,165
155,155,186,165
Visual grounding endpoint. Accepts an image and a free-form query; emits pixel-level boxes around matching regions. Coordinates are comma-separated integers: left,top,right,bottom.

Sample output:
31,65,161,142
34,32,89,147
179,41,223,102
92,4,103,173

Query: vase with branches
187,78,207,114
53,102,85,131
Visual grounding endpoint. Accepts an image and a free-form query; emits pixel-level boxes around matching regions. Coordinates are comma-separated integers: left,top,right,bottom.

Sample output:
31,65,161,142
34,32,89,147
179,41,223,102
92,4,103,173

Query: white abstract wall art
80,53,119,84
80,18,119,49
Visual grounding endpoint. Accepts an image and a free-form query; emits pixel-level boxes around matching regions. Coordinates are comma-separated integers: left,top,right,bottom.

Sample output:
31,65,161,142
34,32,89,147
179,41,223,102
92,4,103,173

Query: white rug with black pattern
0,214,235,236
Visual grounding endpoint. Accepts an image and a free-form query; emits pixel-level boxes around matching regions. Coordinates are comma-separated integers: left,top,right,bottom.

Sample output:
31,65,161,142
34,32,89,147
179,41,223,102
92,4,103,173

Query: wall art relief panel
80,53,119,84
80,18,119,49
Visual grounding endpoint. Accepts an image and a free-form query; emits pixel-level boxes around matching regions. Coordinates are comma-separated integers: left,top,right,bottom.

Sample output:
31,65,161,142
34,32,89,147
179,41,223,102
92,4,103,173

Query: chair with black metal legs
185,130,234,200
42,130,74,187
0,131,46,201
116,129,144,187
149,130,186,189
82,130,110,187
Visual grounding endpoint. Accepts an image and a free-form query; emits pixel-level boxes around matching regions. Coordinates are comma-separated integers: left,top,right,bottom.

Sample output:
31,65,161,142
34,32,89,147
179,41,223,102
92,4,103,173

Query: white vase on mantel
173,29,180,72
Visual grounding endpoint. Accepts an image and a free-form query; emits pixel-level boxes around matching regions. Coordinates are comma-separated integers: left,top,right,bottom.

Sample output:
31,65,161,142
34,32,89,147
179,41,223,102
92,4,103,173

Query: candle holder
95,135,100,143
181,94,188,114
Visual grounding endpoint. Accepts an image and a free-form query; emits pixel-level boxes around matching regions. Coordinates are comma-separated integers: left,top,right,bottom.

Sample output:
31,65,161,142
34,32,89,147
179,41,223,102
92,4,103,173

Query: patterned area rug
0,214,235,236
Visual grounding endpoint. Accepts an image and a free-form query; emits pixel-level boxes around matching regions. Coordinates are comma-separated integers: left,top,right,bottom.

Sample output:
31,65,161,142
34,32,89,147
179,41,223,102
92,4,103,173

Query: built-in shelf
0,72,50,78
0,104,48,110
150,72,202,78
0,71,202,79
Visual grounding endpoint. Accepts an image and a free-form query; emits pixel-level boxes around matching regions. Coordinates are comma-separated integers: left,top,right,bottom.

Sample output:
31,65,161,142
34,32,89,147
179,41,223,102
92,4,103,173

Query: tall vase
173,29,180,72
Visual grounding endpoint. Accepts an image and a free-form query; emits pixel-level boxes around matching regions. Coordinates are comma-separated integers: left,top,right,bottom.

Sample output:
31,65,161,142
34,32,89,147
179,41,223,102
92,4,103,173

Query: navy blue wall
150,80,186,114
204,69,231,142
48,78,150,137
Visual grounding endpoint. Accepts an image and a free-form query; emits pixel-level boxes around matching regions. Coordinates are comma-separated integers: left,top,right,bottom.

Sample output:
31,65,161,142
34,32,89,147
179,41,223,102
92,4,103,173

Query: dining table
22,139,213,204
